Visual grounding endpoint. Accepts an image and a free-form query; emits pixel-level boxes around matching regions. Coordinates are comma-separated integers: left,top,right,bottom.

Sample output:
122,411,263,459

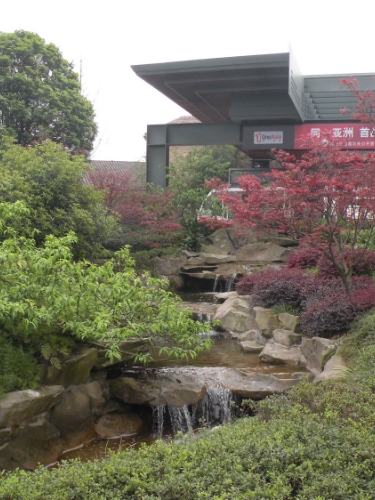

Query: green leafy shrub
0,201,212,367
2,379,375,498
0,333,39,394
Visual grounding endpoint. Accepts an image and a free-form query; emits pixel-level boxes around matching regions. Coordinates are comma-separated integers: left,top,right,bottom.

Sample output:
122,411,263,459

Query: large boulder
278,313,301,333
110,367,300,406
109,371,207,407
0,386,64,428
94,412,143,439
43,347,98,387
203,228,237,254
253,307,281,338
259,341,302,367
200,249,237,265
300,337,336,372
236,242,292,263
314,352,347,382
49,385,97,447
152,255,188,276
213,296,258,332
273,329,303,347
0,416,63,471
94,339,149,369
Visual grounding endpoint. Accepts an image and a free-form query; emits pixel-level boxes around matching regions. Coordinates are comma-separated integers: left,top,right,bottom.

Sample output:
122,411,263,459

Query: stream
57,293,298,465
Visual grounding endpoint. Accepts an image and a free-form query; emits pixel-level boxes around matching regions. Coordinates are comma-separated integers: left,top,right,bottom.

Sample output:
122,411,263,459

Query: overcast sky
1,0,375,161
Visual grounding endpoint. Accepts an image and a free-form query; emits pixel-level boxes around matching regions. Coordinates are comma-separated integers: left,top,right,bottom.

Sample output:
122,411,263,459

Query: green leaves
0,30,97,153
0,141,118,258
0,203,211,368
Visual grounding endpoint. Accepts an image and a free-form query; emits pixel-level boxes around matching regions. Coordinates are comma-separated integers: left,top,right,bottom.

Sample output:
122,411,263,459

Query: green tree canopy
0,30,97,153
0,202,212,379
0,140,118,258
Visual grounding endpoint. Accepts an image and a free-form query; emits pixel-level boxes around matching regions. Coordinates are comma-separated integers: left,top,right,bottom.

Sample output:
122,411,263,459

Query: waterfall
226,273,237,292
197,387,232,428
212,274,220,293
152,405,166,439
168,405,193,435
152,386,233,437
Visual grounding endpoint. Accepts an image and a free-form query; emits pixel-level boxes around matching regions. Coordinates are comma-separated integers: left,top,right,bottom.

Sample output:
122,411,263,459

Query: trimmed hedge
1,380,375,499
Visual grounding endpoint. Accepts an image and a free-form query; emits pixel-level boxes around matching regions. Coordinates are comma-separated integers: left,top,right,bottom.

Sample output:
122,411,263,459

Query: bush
236,268,375,338
2,379,375,498
318,248,375,278
287,248,322,269
236,268,314,309
0,333,39,394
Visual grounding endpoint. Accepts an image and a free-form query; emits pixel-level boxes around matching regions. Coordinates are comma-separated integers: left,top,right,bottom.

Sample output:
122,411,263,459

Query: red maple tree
87,168,182,249
201,134,375,294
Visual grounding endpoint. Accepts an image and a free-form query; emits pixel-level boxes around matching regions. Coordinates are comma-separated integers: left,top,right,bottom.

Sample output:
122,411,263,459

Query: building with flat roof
132,50,375,187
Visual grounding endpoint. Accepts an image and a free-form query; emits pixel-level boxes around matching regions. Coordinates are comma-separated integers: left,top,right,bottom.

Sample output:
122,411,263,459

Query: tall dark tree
0,30,97,153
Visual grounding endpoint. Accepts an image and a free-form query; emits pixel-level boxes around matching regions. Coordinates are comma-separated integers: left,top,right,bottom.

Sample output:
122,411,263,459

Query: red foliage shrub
318,249,375,279
236,268,375,339
287,248,322,269
301,280,375,338
236,269,315,309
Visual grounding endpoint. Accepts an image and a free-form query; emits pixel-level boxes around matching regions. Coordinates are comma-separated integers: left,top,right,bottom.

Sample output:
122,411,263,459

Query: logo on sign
254,131,283,144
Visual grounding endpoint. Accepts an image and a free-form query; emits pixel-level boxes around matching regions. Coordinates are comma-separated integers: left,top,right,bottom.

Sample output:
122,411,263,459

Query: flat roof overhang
132,52,375,187
132,51,375,124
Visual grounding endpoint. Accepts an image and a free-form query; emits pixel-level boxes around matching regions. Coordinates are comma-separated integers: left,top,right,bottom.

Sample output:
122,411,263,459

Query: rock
259,341,302,367
43,347,98,387
0,386,64,428
182,250,200,258
200,253,237,265
314,352,347,382
109,371,207,407
111,367,300,406
187,257,204,266
0,417,63,471
213,296,258,332
200,244,228,256
273,329,302,347
94,339,149,369
228,228,258,248
94,412,143,438
278,313,301,332
240,341,264,353
204,228,237,254
214,291,238,302
292,372,315,382
300,337,336,372
236,242,292,263
235,330,267,345
152,255,188,276
253,307,280,338
49,385,96,448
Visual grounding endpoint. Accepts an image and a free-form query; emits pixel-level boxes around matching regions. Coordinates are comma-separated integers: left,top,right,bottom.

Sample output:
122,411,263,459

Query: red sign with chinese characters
294,124,375,150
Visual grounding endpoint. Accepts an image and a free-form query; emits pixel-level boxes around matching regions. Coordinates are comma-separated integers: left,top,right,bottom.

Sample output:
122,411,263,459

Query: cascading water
152,386,233,437
198,386,232,427
212,274,220,293
226,273,237,292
